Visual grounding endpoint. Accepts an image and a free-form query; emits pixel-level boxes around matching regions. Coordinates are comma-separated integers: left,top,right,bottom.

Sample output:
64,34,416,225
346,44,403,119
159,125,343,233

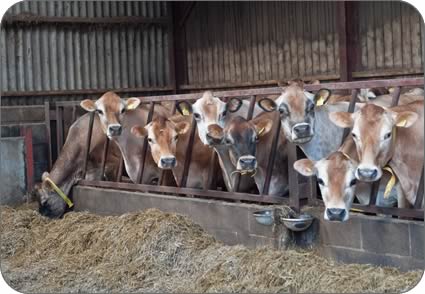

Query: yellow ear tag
258,127,265,136
316,96,325,106
127,103,137,110
383,166,397,199
396,118,407,127
182,107,190,116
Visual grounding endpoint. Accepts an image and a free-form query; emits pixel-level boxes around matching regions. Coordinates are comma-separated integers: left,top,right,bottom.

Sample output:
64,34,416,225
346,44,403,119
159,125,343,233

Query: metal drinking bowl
252,209,274,226
280,213,314,232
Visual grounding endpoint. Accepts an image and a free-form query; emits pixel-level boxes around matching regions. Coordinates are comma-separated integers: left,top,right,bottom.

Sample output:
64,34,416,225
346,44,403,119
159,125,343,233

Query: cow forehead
355,104,392,136
96,92,124,111
149,117,176,139
194,95,225,118
278,87,308,115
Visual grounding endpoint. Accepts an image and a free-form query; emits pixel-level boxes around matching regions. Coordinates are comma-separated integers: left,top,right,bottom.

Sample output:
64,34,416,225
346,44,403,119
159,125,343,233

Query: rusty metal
262,112,282,195
137,102,155,184
341,89,358,144
100,138,110,181
44,101,52,170
180,115,197,187
390,86,402,107
82,111,95,180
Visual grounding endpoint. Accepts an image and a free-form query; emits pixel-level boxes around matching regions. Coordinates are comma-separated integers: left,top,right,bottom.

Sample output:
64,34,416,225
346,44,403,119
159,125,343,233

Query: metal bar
116,155,124,182
351,203,424,219
71,105,77,123
308,177,317,206
390,86,402,107
82,112,95,180
180,115,197,187
137,102,155,184
2,15,169,25
341,89,358,144
44,102,52,170
414,167,424,209
368,180,381,206
262,112,282,195
287,143,300,211
205,150,218,190
20,126,34,191
100,138,110,181
55,106,64,155
79,180,289,205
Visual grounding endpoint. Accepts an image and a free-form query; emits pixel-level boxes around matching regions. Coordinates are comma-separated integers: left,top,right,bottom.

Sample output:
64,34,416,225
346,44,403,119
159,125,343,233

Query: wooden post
44,102,52,170
338,2,358,82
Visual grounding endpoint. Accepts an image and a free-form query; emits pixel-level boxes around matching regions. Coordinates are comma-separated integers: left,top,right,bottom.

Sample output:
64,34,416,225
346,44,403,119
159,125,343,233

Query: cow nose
357,168,378,180
108,124,122,136
160,156,176,168
326,208,346,222
293,124,311,136
238,156,257,170
205,133,222,145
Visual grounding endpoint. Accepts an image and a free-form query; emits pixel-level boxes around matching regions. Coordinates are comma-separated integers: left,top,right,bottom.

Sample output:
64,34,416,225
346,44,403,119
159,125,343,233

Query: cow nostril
358,168,378,179
326,208,346,221
294,124,311,134
160,157,176,166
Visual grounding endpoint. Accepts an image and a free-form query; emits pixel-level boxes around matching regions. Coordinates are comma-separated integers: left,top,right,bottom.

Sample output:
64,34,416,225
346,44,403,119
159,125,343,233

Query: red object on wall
20,126,34,191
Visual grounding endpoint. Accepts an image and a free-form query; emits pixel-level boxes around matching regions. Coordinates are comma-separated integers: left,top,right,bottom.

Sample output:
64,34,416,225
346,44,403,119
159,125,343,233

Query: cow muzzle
107,124,122,137
159,156,177,169
356,166,380,182
237,155,257,171
325,208,347,222
291,123,313,143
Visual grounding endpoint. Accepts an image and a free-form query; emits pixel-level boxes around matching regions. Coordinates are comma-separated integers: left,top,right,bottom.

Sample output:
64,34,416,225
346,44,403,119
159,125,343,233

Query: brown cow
37,92,169,218
131,115,214,189
329,101,423,207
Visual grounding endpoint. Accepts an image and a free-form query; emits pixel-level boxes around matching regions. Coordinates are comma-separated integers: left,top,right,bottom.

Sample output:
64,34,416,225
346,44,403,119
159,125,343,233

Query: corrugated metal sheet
355,1,423,76
1,1,170,101
182,1,340,87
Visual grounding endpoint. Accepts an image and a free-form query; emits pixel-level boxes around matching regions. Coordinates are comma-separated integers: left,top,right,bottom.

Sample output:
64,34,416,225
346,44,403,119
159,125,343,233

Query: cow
329,100,424,208
130,115,215,189
176,92,262,192
36,92,169,218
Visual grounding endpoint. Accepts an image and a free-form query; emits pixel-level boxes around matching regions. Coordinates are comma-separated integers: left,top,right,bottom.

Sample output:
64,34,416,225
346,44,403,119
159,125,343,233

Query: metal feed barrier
49,77,424,219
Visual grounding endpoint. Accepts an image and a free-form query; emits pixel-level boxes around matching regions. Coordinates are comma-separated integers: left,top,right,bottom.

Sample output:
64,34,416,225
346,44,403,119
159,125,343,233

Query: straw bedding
0,204,422,293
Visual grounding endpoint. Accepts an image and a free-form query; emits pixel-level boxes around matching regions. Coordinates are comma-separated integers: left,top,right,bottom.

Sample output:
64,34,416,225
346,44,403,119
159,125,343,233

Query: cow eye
97,109,104,115
225,138,232,145
351,132,357,139
193,113,201,120
173,135,178,141
384,132,392,140
306,102,314,113
349,179,357,186
147,138,153,143
317,178,325,186
120,108,126,114
221,109,227,117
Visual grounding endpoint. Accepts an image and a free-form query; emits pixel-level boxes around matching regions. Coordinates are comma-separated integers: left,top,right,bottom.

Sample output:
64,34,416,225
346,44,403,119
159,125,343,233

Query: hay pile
1,205,421,293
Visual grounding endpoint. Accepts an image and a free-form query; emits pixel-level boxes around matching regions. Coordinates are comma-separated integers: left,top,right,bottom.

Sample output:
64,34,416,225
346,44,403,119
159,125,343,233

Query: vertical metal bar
341,89,358,144
82,112,95,180
308,177,317,206
390,86,401,107
368,180,380,206
205,150,218,190
100,138,110,181
44,102,52,170
116,155,124,182
414,167,424,209
56,106,64,155
21,126,34,191
71,105,77,123
137,102,155,184
262,112,281,195
287,143,300,211
180,116,197,187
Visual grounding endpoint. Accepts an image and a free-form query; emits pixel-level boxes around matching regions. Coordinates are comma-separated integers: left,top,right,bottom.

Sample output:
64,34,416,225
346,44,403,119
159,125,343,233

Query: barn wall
179,1,340,89
1,1,172,105
353,1,424,78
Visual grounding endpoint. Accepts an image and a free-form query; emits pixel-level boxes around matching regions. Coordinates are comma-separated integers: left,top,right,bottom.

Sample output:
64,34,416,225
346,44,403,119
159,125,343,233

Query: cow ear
314,88,331,106
175,121,191,135
287,79,304,88
227,98,243,113
392,110,418,128
329,111,354,128
258,98,277,112
293,159,316,177
176,101,193,116
80,99,96,112
131,126,148,138
310,79,320,85
252,118,273,137
125,97,141,110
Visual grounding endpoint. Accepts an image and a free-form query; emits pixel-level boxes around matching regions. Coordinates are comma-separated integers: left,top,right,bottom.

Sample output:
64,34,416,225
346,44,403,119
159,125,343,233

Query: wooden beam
337,2,349,81
178,2,196,28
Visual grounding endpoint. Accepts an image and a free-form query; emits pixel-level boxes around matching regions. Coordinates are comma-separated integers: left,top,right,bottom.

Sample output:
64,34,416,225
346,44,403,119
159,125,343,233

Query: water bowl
280,213,314,232
252,209,274,226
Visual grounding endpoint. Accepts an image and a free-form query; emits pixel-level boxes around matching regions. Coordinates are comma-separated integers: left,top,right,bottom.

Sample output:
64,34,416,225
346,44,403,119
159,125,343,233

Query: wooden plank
383,2,394,69
410,4,422,69
337,1,348,81
391,1,402,68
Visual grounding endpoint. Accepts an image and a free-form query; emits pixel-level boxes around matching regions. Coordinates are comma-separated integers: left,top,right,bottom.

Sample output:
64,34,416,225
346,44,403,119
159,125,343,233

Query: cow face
80,91,140,138
294,152,358,222
176,91,243,145
207,116,272,172
131,117,190,169
37,172,68,218
329,104,418,182
258,81,331,144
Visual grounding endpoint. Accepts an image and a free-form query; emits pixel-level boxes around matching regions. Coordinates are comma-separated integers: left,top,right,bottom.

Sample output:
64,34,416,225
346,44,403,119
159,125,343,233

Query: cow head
176,91,243,145
258,80,331,144
329,104,418,182
131,117,190,169
80,91,141,138
294,152,358,222
206,116,273,172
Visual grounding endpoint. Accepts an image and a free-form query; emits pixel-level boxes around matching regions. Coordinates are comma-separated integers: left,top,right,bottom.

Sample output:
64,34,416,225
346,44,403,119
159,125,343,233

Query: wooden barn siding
180,1,340,89
354,1,424,77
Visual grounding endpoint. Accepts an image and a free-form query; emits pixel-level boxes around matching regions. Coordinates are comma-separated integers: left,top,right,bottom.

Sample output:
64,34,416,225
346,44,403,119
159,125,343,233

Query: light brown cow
37,92,169,218
329,100,423,207
131,115,215,189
